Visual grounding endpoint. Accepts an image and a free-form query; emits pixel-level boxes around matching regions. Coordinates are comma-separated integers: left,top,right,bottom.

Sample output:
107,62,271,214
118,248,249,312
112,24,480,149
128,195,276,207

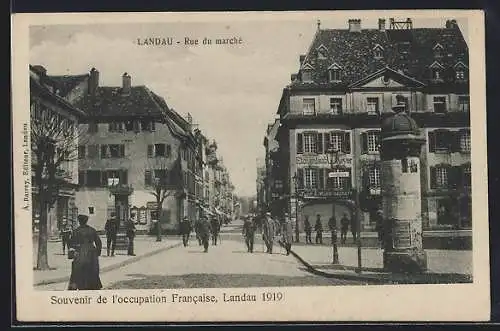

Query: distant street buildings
259,18,471,232
29,66,237,235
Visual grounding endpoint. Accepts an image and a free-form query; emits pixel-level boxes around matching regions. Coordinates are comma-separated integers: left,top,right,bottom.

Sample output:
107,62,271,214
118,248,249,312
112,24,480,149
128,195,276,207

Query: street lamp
292,173,300,243
326,146,339,264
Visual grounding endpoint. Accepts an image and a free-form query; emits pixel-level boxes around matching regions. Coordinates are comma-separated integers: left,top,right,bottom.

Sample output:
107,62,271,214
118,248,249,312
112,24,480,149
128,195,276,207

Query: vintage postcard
12,10,489,322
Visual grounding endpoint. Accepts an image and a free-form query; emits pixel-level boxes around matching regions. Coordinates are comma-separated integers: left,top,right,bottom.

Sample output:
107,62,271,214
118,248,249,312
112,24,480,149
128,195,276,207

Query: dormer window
301,63,314,83
373,44,384,59
454,61,469,81
429,61,445,81
316,44,328,60
328,63,342,83
433,43,444,58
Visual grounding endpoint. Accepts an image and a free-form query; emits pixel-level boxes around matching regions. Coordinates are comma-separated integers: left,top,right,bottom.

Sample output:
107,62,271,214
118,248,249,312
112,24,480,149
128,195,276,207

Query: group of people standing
303,213,357,245
178,214,222,253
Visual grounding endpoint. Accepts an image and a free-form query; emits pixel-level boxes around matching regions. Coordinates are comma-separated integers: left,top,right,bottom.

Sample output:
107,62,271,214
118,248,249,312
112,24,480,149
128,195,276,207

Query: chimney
291,73,298,82
87,68,99,96
122,72,131,94
378,18,386,31
446,19,458,29
299,54,306,64
348,19,361,32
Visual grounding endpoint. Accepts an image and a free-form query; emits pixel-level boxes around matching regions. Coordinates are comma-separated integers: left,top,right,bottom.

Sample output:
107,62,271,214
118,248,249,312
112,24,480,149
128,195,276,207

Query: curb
34,242,183,287
280,242,472,284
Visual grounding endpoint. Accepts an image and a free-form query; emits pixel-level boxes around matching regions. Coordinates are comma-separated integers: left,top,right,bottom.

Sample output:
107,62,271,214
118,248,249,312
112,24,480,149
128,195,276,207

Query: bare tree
148,155,183,242
31,102,86,270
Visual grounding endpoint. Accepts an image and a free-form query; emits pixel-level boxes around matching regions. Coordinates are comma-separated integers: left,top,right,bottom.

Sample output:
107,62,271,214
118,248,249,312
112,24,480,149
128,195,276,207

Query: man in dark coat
104,212,119,256
328,216,337,245
262,212,276,254
199,215,211,252
340,213,350,244
180,216,192,247
314,214,323,244
194,217,202,246
68,214,102,290
374,209,384,248
350,213,358,242
210,216,220,246
125,213,136,256
60,217,73,255
242,216,256,253
304,216,312,244
282,213,294,255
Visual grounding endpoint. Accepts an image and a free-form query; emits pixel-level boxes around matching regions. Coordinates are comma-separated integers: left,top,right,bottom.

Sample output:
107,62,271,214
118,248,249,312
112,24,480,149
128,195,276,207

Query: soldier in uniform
262,212,276,254
242,216,256,253
125,213,136,256
199,215,211,252
340,212,350,244
210,216,221,246
60,217,73,255
104,212,119,256
180,216,192,247
304,216,312,244
328,216,337,245
314,214,323,244
282,213,294,255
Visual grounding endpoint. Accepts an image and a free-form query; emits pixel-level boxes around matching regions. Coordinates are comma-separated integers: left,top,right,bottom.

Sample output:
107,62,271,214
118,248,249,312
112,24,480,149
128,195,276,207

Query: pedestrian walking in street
350,213,358,242
262,212,276,254
282,213,293,255
60,217,73,255
314,214,323,244
199,215,211,252
126,213,136,256
194,217,202,246
304,216,312,244
104,212,119,257
180,216,192,247
242,216,256,253
374,209,384,248
67,214,102,290
328,216,336,245
340,212,350,244
210,216,220,246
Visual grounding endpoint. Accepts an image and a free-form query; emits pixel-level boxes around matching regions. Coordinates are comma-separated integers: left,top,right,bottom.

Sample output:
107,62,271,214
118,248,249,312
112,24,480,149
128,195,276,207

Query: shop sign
328,171,350,178
296,154,352,166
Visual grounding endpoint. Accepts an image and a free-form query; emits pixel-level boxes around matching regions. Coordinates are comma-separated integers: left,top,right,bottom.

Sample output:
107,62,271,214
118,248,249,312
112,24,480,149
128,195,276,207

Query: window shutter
166,144,172,157
100,171,107,187
361,132,368,154
316,132,324,154
362,168,370,190
120,144,125,157
448,166,461,189
462,164,471,187
100,145,107,158
297,168,304,189
120,170,128,185
133,120,140,132
428,131,436,152
147,145,153,158
296,133,303,154
318,168,325,189
324,132,331,152
145,170,152,186
430,166,437,189
78,171,86,186
342,132,351,153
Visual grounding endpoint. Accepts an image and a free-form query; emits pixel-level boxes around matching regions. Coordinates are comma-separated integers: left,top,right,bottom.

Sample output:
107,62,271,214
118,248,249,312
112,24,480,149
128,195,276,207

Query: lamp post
326,147,339,264
154,177,162,242
292,173,300,243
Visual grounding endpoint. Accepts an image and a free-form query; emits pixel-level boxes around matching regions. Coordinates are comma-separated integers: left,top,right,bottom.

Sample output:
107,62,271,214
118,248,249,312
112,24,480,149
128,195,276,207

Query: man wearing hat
60,217,73,255
180,216,192,247
198,215,211,252
262,212,276,254
104,212,119,256
281,212,294,256
242,216,256,253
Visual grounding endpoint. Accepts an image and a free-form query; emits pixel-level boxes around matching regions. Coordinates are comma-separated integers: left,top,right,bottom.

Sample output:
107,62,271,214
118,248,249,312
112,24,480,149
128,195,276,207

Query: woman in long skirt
68,214,103,290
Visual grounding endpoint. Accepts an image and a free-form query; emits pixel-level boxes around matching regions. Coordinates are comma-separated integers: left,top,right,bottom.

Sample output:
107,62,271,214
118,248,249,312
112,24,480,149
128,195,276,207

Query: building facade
30,65,85,238
275,18,470,231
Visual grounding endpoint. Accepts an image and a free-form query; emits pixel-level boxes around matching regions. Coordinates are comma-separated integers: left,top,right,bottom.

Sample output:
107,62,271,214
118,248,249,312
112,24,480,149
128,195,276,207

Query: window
458,96,470,112
140,120,156,132
86,170,101,187
108,122,123,132
87,122,98,133
303,133,316,153
87,144,99,159
102,169,128,186
326,169,350,190
367,131,379,153
432,68,441,80
328,69,341,82
368,167,380,188
463,164,471,188
433,96,447,113
147,144,172,158
433,44,444,58
329,98,343,114
145,169,169,187
430,166,448,189
329,133,343,152
456,69,465,80
78,145,86,159
459,130,471,153
88,207,95,215
304,168,318,189
428,130,450,153
302,98,316,115
302,70,313,82
101,144,125,158
373,45,384,59
366,97,379,114
437,199,452,225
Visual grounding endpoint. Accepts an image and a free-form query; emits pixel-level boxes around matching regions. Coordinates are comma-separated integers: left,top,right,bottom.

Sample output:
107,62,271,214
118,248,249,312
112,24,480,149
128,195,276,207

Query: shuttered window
361,131,380,154
303,133,317,153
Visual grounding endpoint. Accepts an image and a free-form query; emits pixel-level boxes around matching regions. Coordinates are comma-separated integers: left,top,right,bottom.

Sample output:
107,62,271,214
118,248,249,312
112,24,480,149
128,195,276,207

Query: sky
29,14,468,197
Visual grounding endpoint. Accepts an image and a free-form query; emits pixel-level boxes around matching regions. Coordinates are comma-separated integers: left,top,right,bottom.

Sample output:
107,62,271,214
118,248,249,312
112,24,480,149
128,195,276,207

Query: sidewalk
33,235,182,286
287,243,473,284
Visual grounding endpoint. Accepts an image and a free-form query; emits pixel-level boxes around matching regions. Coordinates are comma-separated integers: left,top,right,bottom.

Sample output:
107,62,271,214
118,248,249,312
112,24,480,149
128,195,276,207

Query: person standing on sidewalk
314,214,323,244
304,216,312,244
60,217,73,255
282,213,293,255
328,216,336,245
67,214,102,290
340,213,350,244
374,209,384,248
104,212,119,257
350,213,358,242
199,215,211,252
242,216,256,253
262,212,276,254
126,213,136,256
180,216,192,247
210,215,220,246
194,217,202,246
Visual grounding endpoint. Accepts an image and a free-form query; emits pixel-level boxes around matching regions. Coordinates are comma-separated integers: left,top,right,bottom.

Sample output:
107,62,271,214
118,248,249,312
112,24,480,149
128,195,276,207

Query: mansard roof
290,22,469,89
